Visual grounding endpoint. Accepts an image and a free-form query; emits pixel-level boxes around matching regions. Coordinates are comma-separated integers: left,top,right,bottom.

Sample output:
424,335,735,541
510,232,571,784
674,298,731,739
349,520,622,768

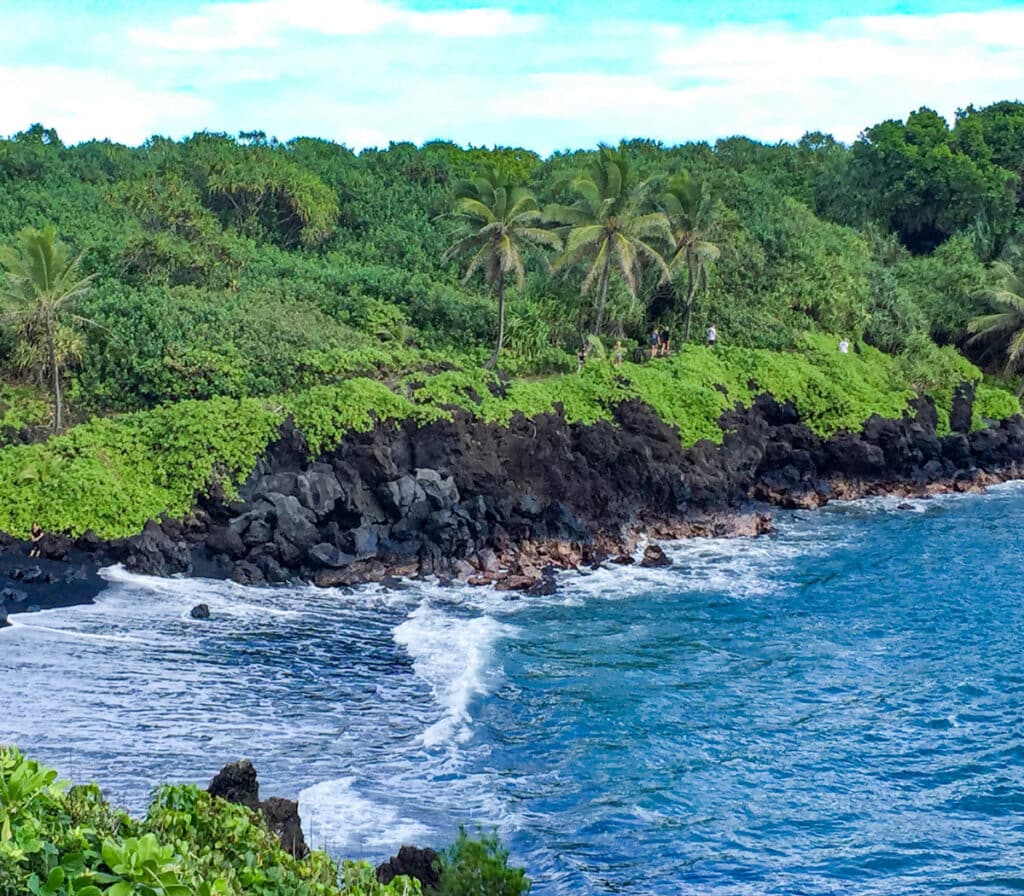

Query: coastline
3,389,1024,626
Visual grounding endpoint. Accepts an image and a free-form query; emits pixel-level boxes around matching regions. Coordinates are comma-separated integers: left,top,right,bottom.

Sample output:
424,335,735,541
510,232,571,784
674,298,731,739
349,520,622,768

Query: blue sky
2,0,1023,154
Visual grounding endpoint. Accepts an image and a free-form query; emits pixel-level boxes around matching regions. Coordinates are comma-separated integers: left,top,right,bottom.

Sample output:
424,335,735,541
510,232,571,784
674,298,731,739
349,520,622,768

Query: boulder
640,544,671,568
296,469,343,518
208,759,259,810
308,543,355,569
268,494,320,549
230,561,266,587
376,846,442,891
124,521,191,577
206,526,246,559
190,603,211,620
261,796,308,859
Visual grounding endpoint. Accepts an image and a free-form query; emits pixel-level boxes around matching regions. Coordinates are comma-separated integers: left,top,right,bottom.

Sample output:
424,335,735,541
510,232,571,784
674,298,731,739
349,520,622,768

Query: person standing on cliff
706,323,718,348
28,522,44,558
660,327,671,356
839,338,850,354
577,346,587,372
649,329,661,359
613,340,624,367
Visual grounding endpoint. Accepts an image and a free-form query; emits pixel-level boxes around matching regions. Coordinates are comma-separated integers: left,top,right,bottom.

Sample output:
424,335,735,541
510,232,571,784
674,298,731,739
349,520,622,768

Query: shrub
430,828,529,896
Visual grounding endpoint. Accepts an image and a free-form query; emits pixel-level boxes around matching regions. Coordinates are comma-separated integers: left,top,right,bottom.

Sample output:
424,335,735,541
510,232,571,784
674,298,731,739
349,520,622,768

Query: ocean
4,484,1024,894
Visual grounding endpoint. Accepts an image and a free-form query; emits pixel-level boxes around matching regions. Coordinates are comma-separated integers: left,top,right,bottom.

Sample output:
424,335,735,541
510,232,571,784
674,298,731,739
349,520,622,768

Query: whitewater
4,484,1024,894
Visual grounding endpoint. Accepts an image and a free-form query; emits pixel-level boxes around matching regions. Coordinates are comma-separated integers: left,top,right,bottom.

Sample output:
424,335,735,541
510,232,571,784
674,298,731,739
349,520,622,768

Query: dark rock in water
376,845,442,891
0,602,7,627
526,574,558,597
124,520,191,577
208,759,259,810
640,544,671,568
261,796,308,859
896,502,914,511
308,543,355,569
190,603,210,619
230,561,266,587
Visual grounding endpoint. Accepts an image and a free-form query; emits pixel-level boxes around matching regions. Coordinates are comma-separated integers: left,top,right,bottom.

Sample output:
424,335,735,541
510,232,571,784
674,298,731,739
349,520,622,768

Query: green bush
0,747,510,896
430,828,529,896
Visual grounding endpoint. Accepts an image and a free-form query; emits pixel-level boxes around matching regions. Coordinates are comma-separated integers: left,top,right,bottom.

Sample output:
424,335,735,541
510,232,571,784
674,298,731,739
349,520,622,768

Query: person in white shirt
839,338,850,354
706,324,717,347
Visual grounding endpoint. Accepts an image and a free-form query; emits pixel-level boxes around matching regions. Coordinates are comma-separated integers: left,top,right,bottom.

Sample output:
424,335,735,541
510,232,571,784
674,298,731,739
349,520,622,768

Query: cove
4,485,1024,894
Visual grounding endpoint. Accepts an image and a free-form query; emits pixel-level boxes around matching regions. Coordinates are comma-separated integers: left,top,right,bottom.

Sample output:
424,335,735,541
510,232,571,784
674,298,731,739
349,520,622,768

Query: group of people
649,324,718,357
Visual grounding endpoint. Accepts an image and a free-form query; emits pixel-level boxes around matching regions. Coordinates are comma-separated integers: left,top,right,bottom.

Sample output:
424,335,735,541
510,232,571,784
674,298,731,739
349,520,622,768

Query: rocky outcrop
4,385,1024,613
376,845,442,891
207,760,308,859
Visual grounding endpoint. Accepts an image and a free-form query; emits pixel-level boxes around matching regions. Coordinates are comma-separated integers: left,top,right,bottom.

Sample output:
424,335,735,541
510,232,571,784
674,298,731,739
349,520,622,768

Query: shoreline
3,393,1024,625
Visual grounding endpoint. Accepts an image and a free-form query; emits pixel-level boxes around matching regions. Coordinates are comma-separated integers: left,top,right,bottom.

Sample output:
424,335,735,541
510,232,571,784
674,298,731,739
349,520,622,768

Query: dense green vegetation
3,104,1024,537
0,747,528,896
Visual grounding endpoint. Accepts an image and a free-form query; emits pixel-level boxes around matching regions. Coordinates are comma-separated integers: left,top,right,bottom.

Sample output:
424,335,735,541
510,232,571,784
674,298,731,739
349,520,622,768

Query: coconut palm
0,226,96,432
968,260,1024,394
547,145,672,337
443,168,561,368
662,170,722,342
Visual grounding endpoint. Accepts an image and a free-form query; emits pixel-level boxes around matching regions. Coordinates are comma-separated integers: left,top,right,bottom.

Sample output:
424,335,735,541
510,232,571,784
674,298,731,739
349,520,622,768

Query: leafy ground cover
0,338,1013,539
0,747,528,896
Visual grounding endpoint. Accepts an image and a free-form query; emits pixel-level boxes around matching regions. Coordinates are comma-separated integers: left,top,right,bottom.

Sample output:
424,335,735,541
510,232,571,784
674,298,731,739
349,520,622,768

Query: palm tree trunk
592,253,612,337
684,274,698,342
485,275,506,370
47,314,62,433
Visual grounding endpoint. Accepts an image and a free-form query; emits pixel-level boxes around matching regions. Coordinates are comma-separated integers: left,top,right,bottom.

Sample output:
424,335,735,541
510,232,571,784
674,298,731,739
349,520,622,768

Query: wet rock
230,561,266,587
190,603,210,619
640,544,671,568
208,759,259,810
124,521,191,577
376,846,442,891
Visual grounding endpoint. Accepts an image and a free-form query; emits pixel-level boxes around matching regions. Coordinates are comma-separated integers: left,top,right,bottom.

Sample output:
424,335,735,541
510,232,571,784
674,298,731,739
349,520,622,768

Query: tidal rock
190,603,210,620
208,759,259,810
124,521,191,577
640,544,671,568
230,561,266,587
376,845,442,891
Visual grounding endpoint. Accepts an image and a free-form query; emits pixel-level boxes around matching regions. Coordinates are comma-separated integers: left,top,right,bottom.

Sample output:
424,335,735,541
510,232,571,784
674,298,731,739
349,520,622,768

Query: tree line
2,101,1024,431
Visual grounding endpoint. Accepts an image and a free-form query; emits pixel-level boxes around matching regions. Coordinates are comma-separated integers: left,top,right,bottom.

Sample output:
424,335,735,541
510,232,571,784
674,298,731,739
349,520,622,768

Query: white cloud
130,0,542,51
0,66,213,145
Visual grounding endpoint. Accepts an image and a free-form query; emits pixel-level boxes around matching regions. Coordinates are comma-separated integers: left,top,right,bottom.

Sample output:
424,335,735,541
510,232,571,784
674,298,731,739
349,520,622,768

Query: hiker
649,329,661,359
706,323,718,347
839,338,850,354
613,340,624,367
577,346,587,371
28,522,44,559
660,327,671,356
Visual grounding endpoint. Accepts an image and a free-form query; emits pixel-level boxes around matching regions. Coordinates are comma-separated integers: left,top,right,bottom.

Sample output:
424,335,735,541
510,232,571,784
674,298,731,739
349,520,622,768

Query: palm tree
662,170,722,342
443,168,561,369
0,226,96,432
547,145,672,337
968,260,1024,395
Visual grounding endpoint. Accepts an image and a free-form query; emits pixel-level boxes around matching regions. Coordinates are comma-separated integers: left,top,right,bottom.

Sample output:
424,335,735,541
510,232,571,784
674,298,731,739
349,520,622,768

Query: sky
1,0,1023,154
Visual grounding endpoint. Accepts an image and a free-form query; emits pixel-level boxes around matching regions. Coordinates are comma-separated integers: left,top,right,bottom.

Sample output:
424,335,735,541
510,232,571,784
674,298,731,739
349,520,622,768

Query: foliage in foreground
0,337,1015,540
0,747,526,896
